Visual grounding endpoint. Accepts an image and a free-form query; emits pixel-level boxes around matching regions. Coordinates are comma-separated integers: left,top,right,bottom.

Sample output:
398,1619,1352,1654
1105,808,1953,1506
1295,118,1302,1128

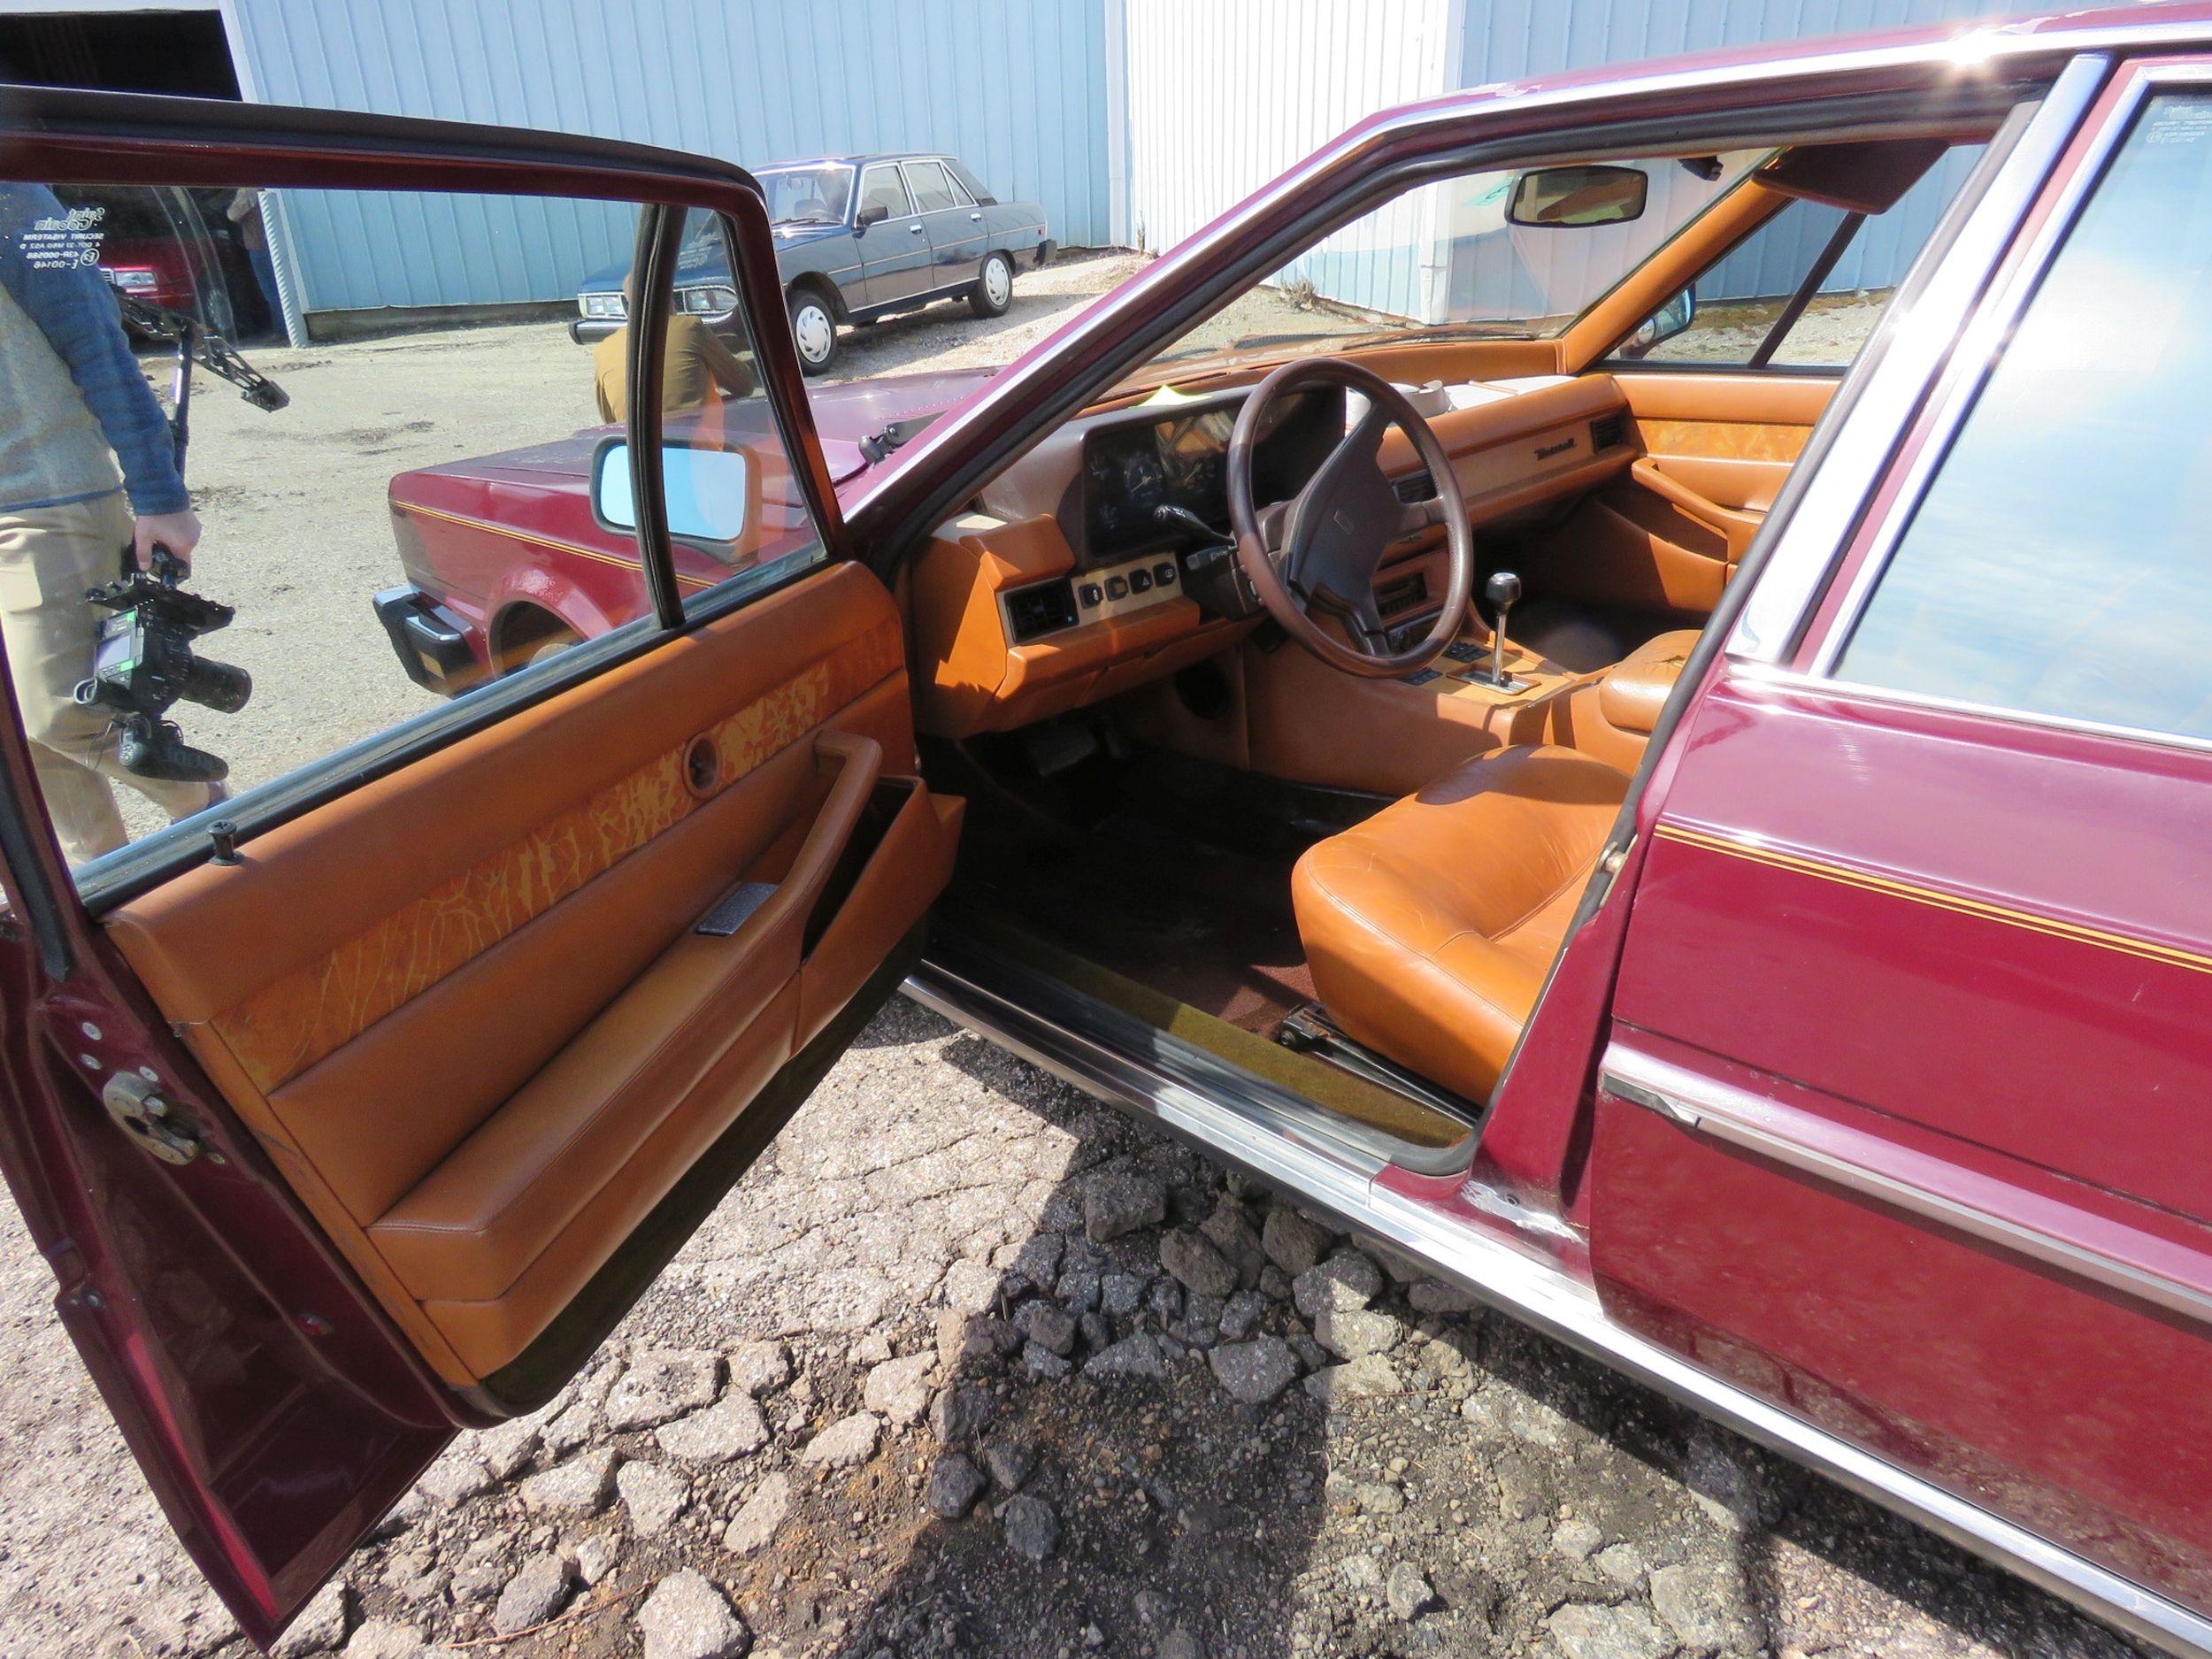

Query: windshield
1149,150,1766,366
758,165,854,227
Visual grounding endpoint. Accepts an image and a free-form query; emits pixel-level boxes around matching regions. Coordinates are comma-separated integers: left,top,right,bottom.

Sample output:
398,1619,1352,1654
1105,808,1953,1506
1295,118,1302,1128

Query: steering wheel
1226,358,1474,679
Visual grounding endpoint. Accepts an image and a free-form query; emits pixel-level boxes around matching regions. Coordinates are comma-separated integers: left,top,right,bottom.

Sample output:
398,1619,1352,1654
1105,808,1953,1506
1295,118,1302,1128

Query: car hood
392,366,999,496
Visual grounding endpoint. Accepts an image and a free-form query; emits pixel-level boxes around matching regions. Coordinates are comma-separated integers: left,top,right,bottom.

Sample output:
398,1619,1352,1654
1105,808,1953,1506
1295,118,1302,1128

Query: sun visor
1757,137,1951,214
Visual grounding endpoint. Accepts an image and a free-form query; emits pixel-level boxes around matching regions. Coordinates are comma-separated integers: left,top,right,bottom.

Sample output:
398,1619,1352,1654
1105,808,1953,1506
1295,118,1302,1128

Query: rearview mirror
591,436,757,550
1507,164,1649,228
855,203,888,231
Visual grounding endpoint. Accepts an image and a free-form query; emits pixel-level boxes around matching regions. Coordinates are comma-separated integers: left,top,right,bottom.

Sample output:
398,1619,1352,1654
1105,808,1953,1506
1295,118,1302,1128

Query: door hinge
102,1072,204,1165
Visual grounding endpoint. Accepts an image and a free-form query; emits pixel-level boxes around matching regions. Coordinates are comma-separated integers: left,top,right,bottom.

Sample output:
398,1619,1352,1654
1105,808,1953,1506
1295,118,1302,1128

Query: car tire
787,288,840,375
970,250,1014,319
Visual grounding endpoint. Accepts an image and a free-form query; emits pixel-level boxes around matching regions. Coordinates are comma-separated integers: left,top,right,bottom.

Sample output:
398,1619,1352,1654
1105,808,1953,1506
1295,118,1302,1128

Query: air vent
1002,580,1079,644
1392,471,1435,504
1590,411,1628,452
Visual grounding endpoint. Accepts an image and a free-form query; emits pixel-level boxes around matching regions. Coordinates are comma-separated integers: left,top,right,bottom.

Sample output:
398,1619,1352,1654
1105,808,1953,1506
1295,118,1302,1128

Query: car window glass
0,179,807,884
942,170,976,209
1617,146,1984,369
662,210,826,616
905,162,958,214
1835,93,2212,739
759,165,852,227
1142,150,1765,367
858,165,912,220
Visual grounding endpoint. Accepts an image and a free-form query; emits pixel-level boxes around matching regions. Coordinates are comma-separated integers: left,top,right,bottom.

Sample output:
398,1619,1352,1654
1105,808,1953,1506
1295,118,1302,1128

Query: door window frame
1757,58,2212,762
900,157,960,214
858,161,914,221
0,93,849,916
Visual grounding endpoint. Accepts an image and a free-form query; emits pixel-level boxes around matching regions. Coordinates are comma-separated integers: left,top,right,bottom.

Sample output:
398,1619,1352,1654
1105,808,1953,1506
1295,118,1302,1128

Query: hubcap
985,257,1010,307
794,303,833,363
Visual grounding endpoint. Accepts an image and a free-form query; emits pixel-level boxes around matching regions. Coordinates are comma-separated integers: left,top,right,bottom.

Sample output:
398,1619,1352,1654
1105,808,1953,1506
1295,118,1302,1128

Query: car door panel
1616,371,1834,511
104,559,947,1384
1591,664,2212,1606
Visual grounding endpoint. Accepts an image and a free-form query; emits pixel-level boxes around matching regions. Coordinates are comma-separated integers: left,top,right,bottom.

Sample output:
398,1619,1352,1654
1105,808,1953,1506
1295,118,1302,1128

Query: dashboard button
1129,568,1154,595
1079,583,1104,608
1105,575,1130,601
1155,562,1178,586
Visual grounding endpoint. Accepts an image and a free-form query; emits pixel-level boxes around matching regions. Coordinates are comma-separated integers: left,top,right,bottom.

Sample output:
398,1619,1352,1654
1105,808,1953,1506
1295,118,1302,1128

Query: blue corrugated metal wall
230,0,1113,313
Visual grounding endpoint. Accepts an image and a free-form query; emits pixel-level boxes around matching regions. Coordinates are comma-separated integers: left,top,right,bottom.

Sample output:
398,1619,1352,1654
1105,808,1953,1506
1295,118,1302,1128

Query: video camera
73,546,252,783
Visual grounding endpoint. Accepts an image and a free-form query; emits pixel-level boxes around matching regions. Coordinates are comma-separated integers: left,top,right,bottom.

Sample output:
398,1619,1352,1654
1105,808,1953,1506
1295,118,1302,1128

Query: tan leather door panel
104,561,957,1385
1616,372,1835,513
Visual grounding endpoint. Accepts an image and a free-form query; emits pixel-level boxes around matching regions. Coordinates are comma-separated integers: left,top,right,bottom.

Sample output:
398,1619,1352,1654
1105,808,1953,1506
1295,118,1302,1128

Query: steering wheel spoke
1225,358,1476,680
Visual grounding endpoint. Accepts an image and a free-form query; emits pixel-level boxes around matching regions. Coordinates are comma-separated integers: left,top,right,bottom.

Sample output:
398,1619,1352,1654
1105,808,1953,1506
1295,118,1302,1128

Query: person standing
0,183,219,865
227,187,281,336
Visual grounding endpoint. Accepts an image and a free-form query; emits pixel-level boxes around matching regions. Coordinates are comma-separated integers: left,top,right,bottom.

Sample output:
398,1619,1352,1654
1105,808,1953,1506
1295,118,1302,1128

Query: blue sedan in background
572,151,1051,374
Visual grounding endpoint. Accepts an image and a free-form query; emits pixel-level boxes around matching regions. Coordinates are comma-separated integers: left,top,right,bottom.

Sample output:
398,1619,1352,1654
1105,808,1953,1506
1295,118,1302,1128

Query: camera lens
180,657,252,714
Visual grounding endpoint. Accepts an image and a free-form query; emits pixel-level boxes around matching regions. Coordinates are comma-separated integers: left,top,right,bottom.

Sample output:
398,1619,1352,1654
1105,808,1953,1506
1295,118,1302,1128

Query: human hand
133,509,202,572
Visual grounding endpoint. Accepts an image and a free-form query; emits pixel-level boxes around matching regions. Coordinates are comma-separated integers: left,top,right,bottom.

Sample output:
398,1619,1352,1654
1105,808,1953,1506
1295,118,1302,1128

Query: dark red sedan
7,8,2212,1655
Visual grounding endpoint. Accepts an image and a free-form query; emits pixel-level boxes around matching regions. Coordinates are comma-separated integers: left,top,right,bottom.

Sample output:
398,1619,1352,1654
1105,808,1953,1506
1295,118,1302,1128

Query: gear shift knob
1485,570,1522,687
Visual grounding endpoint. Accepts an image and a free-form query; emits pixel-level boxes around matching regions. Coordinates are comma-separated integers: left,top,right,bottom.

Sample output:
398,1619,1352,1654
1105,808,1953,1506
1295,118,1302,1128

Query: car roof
757,152,955,171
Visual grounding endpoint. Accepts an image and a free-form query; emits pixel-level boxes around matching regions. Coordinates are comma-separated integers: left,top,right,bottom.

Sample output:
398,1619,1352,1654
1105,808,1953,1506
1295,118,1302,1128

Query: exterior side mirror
1620,286,1697,358
855,202,889,231
1507,164,1649,227
591,436,757,551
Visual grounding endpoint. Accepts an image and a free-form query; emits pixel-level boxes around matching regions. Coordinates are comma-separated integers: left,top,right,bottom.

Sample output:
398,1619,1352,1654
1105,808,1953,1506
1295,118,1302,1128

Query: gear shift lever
1483,570,1523,688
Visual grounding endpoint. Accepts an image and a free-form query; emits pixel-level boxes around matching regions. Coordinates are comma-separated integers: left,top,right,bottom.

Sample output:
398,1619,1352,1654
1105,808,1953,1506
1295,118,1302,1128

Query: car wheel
787,288,840,375
971,250,1014,319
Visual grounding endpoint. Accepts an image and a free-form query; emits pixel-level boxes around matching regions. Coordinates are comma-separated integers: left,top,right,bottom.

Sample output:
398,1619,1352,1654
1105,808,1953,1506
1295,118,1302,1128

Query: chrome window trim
1730,658,2212,763
1731,52,2111,661
898,157,960,216
1601,1043,2212,1331
1798,60,2212,680
907,945,2212,1659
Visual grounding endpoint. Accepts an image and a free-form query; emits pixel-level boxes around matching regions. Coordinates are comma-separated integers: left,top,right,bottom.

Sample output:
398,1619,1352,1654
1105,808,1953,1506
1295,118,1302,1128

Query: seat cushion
1291,745,1630,1102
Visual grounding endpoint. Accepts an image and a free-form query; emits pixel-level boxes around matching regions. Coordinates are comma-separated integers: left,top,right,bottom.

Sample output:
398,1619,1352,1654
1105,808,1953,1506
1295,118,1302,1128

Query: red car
9,9,2212,1655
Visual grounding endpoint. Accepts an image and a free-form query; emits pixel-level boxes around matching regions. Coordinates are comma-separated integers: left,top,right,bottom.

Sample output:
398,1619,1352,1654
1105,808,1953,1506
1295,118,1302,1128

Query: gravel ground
1,261,2156,1658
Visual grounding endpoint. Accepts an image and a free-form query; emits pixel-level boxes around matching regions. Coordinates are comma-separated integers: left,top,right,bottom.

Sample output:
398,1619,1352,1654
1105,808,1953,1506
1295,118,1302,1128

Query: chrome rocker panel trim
906,946,2212,1659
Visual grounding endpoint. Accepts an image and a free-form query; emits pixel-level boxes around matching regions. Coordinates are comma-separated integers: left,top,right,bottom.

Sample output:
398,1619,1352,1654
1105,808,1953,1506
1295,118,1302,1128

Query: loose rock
983,1437,1038,1490
657,1393,769,1463
1385,1561,1438,1620
603,1349,723,1432
726,1340,791,1396
1014,1299,1078,1356
1159,1229,1239,1299
1084,1168,1166,1241
636,1569,749,1659
929,1386,995,1444
491,1555,571,1636
924,1451,987,1518
272,1579,349,1657
1304,1353,1401,1400
1544,1601,1673,1659
1084,1333,1168,1382
1198,1195,1267,1288
861,1352,938,1425
1002,1494,1060,1560
799,1411,881,1468
617,1459,689,1537
723,1472,791,1555
1208,1336,1301,1404
1261,1208,1332,1276
519,1448,618,1515
1291,1252,1384,1321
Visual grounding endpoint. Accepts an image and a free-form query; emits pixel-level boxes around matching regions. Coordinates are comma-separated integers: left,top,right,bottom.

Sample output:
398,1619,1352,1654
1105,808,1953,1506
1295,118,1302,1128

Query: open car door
0,92,957,1645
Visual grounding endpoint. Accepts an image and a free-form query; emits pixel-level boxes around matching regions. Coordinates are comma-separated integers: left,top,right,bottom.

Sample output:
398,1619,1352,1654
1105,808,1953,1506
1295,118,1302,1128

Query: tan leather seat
1551,628,1699,772
1291,745,1629,1103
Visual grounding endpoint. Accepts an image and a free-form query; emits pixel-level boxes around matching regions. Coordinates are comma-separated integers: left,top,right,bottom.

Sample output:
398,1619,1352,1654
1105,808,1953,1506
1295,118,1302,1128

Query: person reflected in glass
0,183,221,865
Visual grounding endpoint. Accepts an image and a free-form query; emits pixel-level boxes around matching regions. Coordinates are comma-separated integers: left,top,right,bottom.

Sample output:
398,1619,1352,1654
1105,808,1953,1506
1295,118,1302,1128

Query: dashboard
915,369,1639,739
1081,388,1344,562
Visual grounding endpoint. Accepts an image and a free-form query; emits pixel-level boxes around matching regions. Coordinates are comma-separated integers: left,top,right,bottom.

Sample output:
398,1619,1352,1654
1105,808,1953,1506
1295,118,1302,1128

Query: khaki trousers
0,494,217,864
